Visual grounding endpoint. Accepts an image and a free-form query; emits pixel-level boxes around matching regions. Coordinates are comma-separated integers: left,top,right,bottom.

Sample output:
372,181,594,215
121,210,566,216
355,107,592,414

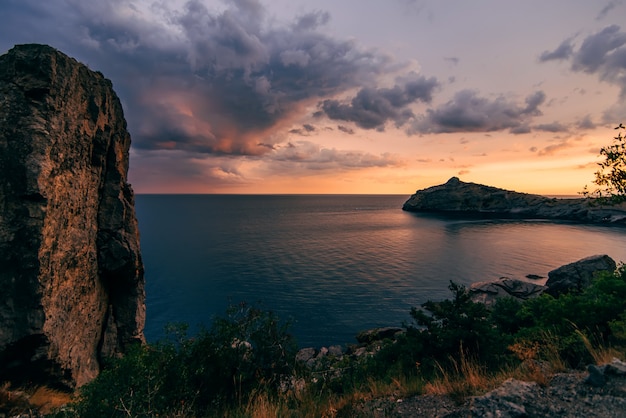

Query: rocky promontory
0,44,145,387
403,177,626,225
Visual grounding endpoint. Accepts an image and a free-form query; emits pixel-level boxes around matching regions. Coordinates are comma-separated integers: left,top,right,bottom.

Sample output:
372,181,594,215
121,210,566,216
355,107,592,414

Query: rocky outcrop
545,254,617,296
470,277,547,306
0,44,145,387
469,255,617,305
356,327,404,344
403,177,626,225
355,358,626,417
464,363,626,418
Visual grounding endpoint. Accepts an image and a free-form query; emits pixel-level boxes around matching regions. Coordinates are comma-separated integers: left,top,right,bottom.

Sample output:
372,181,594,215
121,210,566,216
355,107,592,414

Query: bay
135,194,626,347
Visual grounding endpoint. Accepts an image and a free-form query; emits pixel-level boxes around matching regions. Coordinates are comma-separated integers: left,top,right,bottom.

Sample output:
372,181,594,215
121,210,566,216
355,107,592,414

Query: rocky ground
348,359,626,417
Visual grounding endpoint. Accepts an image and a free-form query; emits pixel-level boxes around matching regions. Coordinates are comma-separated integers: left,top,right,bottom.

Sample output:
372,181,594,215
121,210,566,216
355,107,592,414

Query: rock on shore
0,44,145,387
403,177,626,225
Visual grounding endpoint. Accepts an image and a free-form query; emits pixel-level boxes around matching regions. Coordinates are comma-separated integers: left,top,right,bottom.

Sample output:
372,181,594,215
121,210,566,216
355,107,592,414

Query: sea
135,194,626,348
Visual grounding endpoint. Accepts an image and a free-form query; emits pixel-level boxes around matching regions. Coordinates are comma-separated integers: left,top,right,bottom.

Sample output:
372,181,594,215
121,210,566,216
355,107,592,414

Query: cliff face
403,177,626,225
0,44,145,387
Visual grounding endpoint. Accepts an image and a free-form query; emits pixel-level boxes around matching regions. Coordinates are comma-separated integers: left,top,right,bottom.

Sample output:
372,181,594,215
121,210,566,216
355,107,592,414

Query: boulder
585,358,626,387
402,177,626,224
0,44,145,387
470,378,536,417
470,277,547,306
355,327,404,344
295,347,317,362
545,255,617,296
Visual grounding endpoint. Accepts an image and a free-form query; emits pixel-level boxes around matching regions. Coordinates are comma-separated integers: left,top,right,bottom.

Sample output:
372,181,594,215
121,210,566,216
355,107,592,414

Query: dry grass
0,383,31,415
244,392,279,418
507,331,569,387
236,373,424,418
0,383,73,416
576,330,625,366
422,350,503,402
29,386,73,415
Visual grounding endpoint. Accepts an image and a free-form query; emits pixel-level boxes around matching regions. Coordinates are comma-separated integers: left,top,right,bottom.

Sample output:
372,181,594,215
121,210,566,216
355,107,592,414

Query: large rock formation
403,177,626,225
0,44,145,387
545,254,617,296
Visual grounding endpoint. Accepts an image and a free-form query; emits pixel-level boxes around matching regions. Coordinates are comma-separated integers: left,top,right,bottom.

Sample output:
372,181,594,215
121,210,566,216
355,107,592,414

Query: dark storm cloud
0,0,398,157
319,73,439,130
409,90,546,134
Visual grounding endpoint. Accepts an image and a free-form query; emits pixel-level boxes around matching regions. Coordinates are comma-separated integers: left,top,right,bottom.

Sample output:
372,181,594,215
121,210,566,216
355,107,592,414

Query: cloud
269,141,401,170
536,140,575,156
293,10,331,31
289,124,317,136
597,1,623,20
533,122,569,133
1,0,406,159
410,90,546,134
570,25,626,99
542,25,626,100
539,39,575,62
571,25,626,74
337,125,355,134
319,73,439,130
577,115,597,130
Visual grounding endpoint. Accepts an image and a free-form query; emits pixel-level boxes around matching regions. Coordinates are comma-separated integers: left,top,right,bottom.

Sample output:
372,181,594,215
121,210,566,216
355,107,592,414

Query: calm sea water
135,195,626,347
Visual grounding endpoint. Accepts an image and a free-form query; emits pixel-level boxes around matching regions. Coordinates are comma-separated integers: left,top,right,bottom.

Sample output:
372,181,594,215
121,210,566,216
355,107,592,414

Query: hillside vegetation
22,263,623,417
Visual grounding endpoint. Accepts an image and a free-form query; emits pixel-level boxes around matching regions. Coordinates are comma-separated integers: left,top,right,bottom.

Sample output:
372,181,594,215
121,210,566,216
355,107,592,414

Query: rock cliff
403,177,626,225
0,44,145,387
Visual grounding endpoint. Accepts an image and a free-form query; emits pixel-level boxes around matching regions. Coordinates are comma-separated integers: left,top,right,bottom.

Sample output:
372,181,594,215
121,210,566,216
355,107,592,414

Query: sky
1,0,626,195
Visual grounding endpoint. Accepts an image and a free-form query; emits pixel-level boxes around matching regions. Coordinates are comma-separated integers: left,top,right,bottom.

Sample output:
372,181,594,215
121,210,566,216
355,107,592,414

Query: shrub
408,281,509,371
70,303,297,417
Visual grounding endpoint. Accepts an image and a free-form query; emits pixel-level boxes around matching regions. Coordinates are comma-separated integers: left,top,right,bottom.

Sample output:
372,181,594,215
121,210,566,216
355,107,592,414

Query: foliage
409,282,511,370
368,266,626,383
69,303,297,417
361,282,513,382
583,123,626,203
514,265,626,365
56,265,626,416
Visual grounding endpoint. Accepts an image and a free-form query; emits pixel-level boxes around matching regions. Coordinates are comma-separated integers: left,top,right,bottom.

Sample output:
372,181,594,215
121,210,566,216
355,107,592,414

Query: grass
6,266,626,417
420,345,520,404
3,340,625,417
0,384,72,416
576,329,625,366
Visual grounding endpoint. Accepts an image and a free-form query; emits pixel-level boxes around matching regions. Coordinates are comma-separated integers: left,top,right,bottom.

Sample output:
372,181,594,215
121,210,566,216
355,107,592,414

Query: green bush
62,265,625,416
70,303,297,417
408,281,510,371
374,265,626,379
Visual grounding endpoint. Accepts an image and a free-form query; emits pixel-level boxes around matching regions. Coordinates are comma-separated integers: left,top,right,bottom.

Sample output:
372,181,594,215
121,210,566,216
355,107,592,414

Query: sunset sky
2,0,626,195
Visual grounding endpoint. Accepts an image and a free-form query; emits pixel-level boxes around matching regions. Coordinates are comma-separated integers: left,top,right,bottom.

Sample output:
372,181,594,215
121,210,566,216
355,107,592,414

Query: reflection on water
136,195,626,347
